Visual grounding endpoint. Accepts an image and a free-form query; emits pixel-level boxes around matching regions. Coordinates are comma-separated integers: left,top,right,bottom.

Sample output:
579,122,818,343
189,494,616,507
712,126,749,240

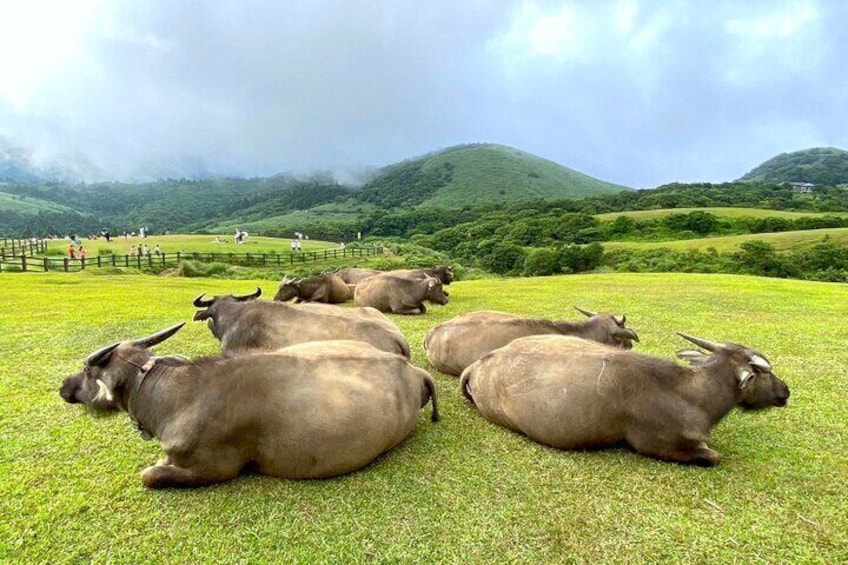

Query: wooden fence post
43,258,49,271
21,255,27,272
63,258,69,272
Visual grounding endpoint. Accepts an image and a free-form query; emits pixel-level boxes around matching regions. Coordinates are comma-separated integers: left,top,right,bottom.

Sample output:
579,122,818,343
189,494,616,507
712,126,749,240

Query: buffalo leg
628,432,722,467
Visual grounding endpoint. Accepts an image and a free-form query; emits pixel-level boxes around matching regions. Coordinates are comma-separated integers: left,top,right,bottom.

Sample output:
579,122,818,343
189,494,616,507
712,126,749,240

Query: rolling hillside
738,147,848,186
0,190,78,215
354,143,631,209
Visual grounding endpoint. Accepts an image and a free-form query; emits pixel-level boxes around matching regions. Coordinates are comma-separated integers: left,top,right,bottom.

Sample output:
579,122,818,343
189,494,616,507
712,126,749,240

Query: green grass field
595,207,848,222
603,227,848,253
1,271,846,562
45,234,340,257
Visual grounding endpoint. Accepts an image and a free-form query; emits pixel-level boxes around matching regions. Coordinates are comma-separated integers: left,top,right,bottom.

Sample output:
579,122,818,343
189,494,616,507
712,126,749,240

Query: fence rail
0,237,48,260
0,246,382,273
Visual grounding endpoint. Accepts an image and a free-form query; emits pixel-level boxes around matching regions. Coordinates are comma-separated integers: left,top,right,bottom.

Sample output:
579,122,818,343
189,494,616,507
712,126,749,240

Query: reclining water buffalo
388,265,454,286
424,306,639,376
193,288,410,357
354,274,449,315
460,332,789,466
335,267,382,285
273,273,354,303
59,324,439,488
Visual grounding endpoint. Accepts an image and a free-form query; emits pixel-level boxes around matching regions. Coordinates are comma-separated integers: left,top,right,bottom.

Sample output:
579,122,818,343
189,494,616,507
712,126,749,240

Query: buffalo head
676,332,790,409
59,323,185,411
573,306,639,350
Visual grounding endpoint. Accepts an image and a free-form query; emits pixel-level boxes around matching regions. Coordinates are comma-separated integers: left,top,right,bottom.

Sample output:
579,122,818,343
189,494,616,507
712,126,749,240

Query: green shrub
523,248,559,276
179,260,232,278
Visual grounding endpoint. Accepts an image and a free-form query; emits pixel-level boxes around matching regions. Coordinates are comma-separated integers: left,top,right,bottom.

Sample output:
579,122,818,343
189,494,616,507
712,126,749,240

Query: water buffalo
59,324,439,488
273,273,355,303
388,265,454,285
424,307,639,376
335,267,382,285
354,274,449,315
193,288,410,357
461,333,789,466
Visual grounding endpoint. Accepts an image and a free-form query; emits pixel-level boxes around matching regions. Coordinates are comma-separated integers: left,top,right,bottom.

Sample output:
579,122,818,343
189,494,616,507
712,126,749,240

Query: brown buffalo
354,274,449,315
273,273,354,303
461,333,789,466
193,288,410,357
388,265,454,285
424,306,639,376
335,267,382,285
60,324,439,488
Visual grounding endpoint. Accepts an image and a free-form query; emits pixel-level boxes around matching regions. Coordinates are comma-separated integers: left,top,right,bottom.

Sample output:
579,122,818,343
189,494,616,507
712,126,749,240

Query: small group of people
290,239,303,252
66,234,87,261
129,244,160,257
235,229,249,244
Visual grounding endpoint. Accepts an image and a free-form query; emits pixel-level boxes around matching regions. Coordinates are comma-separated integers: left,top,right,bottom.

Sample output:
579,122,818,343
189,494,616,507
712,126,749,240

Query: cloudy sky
1,0,846,187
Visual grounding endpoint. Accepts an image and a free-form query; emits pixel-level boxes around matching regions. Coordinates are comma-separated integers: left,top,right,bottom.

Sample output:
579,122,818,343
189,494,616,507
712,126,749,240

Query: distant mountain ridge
738,147,848,186
355,143,631,209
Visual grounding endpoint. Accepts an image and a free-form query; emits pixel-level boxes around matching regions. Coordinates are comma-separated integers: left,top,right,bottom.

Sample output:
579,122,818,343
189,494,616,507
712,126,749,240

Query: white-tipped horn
750,354,771,372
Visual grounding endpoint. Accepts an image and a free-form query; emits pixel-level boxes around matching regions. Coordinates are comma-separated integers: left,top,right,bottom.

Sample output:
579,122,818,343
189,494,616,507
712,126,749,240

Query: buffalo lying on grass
193,288,410,357
273,273,354,303
354,274,449,315
461,333,789,466
60,324,439,488
335,267,382,285
425,307,639,376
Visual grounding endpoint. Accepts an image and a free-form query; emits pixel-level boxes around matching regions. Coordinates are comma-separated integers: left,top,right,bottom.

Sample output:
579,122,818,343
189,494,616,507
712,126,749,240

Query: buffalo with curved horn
60,325,439,488
425,306,639,376
461,332,789,466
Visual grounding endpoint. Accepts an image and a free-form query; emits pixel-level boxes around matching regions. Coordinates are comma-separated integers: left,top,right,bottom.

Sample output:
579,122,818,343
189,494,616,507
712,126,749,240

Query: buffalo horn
574,306,596,318
613,327,640,342
613,314,627,326
131,322,186,349
234,287,262,301
676,332,722,353
193,293,215,307
86,342,121,367
749,354,772,372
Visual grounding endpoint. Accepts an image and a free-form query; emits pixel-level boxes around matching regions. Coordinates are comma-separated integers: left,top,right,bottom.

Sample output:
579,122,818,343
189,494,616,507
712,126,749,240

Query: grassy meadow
595,207,848,222
1,271,846,563
603,227,848,253
46,234,340,258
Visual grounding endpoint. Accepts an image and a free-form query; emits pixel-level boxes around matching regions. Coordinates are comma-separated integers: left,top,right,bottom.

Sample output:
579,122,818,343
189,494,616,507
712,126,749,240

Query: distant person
130,245,138,256
290,239,297,252
68,244,76,260
154,244,161,255
141,244,149,256
295,240,302,251
79,246,87,260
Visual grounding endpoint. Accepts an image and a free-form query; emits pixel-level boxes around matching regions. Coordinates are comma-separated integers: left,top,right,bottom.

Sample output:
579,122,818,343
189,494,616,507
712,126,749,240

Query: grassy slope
595,207,848,222
412,144,630,208
1,272,845,563
603,227,848,253
0,191,78,214
48,234,338,257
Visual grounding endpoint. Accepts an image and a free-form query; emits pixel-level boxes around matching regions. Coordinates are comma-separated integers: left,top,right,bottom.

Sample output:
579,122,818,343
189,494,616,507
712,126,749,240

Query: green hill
738,147,848,186
0,190,77,215
354,143,631,209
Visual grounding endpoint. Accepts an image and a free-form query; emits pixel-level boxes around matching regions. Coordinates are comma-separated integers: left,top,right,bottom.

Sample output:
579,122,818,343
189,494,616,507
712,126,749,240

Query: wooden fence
0,237,48,260
0,245,382,273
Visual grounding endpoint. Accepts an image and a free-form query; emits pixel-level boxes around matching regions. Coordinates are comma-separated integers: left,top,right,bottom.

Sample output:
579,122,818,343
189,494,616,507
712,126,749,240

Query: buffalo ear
736,368,755,389
612,328,639,343
676,349,709,366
